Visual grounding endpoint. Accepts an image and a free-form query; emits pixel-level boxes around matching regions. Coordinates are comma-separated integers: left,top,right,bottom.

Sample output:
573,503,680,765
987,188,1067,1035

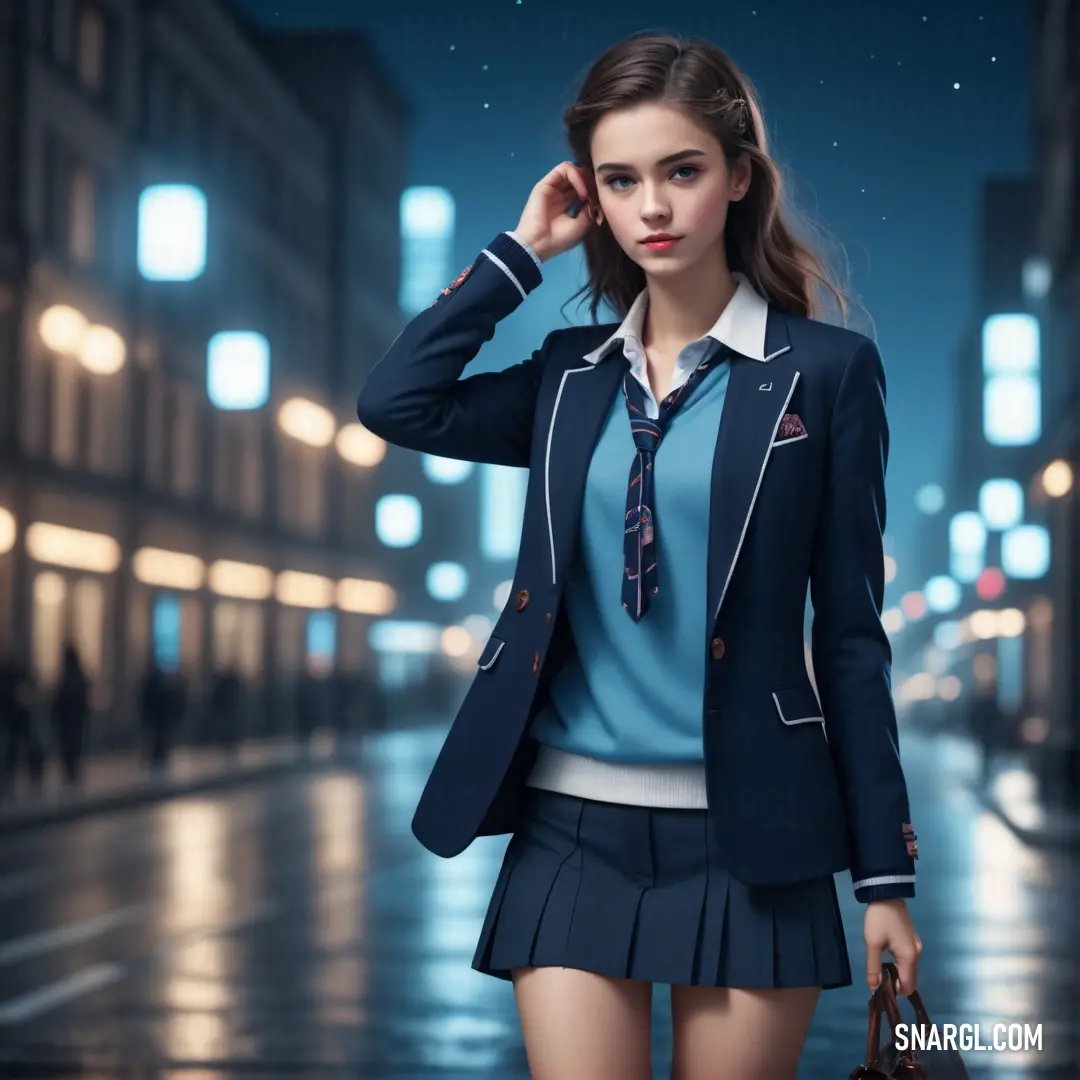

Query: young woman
357,30,922,1080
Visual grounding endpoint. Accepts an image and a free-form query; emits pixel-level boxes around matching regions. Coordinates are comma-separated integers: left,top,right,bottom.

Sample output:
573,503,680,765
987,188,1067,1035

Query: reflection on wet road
0,727,1076,1078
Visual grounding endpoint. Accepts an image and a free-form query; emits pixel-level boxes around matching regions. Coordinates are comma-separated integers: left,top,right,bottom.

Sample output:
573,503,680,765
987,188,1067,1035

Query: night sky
233,0,1031,586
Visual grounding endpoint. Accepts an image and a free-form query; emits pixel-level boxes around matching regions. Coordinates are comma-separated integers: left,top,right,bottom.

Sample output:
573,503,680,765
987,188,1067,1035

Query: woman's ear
729,152,752,203
584,170,604,225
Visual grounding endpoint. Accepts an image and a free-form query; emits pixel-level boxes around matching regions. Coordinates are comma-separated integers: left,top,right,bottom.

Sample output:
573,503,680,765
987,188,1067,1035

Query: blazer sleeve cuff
853,874,916,903
477,232,544,297
504,231,544,273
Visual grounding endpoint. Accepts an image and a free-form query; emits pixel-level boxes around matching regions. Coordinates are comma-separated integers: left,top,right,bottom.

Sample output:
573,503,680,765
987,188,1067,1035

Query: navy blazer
357,232,917,903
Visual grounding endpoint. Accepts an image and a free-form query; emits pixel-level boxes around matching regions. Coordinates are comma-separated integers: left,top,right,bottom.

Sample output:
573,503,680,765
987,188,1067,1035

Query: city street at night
0,725,1076,1080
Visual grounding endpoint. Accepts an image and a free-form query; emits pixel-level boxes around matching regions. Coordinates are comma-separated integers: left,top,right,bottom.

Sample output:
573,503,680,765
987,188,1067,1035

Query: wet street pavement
0,725,1076,1080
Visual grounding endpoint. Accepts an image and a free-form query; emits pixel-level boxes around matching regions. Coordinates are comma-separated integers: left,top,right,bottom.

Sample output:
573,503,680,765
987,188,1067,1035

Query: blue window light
422,454,474,485
426,562,469,601
924,576,961,614
375,494,422,548
152,593,182,672
983,374,1041,446
306,611,336,669
1001,525,1049,579
207,331,270,410
399,186,455,316
138,183,207,281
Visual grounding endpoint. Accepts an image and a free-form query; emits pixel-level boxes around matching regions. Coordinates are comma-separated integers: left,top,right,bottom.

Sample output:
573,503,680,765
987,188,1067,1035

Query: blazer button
516,589,530,612
531,651,540,675
710,637,726,660
544,611,551,624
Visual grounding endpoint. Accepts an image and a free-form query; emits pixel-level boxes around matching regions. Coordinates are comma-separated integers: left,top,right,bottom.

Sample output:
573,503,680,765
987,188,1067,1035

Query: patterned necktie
621,343,729,621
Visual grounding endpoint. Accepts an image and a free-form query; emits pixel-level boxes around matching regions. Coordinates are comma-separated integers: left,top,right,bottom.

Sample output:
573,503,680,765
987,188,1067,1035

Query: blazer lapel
545,353,626,587
707,314,797,627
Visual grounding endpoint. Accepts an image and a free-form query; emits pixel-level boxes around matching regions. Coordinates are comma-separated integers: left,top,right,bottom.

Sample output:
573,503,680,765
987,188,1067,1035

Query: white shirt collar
581,271,771,365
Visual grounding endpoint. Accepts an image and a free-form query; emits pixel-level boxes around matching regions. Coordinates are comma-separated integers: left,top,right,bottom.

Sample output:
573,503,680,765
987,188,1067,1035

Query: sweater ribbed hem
525,744,708,809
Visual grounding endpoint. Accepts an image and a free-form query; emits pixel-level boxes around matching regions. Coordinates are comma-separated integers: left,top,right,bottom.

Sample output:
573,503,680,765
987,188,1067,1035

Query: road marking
0,906,143,965
0,963,125,1023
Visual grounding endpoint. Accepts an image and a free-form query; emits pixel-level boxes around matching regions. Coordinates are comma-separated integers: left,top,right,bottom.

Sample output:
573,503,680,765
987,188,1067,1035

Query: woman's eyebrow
594,148,708,173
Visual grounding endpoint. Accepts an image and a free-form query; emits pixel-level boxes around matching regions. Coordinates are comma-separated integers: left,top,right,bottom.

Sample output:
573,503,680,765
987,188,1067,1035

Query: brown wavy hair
563,31,853,326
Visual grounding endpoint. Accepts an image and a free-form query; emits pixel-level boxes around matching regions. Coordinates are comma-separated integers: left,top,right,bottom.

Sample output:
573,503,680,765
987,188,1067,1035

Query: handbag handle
864,963,933,1066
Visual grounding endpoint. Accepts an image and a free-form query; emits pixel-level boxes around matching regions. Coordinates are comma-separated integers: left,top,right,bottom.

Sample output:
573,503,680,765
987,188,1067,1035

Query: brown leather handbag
848,963,970,1078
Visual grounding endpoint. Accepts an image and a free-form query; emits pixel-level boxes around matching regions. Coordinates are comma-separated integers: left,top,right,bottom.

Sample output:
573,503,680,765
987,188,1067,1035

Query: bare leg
511,966,653,1080
669,984,821,1080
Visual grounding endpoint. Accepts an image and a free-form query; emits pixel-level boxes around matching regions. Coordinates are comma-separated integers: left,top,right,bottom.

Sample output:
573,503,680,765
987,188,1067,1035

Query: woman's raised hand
514,161,600,263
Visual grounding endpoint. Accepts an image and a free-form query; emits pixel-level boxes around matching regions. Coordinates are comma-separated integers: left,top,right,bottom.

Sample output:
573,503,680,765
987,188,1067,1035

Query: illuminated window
948,511,985,584
978,478,1023,530
71,576,105,680
480,465,527,559
422,455,474,484
153,594,182,672
981,313,1041,446
139,184,207,282
924,575,961,614
375,494,421,548
426,562,468,601
368,620,442,653
207,331,269,410
399,186,455,316
1001,524,1050,579
306,611,336,674
212,600,264,680
32,571,67,688
133,548,204,591
27,522,120,573
337,578,396,615
984,376,1041,446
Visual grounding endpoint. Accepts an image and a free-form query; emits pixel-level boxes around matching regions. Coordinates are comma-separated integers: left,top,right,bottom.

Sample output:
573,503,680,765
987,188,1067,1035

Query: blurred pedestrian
139,659,174,772
0,649,44,796
51,643,88,787
209,667,242,760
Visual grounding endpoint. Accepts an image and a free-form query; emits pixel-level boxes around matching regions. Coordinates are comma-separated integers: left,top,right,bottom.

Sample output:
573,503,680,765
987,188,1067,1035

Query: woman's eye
673,165,699,180
607,176,632,190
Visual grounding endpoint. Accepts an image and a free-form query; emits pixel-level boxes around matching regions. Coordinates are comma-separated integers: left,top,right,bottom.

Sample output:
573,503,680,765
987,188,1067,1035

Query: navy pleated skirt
472,787,852,989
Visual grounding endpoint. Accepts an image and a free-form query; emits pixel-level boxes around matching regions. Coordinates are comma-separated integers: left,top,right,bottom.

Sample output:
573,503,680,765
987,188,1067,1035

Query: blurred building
887,179,1051,729
888,3,1080,801
0,0,409,746
1031,0,1080,803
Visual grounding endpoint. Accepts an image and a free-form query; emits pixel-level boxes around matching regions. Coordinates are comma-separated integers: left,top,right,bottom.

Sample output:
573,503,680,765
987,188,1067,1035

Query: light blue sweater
528,351,731,763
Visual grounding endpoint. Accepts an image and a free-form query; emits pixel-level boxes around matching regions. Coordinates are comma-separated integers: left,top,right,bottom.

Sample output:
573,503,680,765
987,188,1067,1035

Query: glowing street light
78,324,126,374
277,397,335,448
39,304,87,354
1041,459,1073,498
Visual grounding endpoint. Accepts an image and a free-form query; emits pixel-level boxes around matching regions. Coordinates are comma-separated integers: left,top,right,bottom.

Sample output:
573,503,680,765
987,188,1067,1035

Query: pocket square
776,413,807,440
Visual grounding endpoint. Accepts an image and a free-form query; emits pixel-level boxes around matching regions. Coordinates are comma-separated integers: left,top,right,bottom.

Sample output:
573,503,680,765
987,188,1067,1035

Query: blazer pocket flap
772,684,824,725
477,635,506,671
